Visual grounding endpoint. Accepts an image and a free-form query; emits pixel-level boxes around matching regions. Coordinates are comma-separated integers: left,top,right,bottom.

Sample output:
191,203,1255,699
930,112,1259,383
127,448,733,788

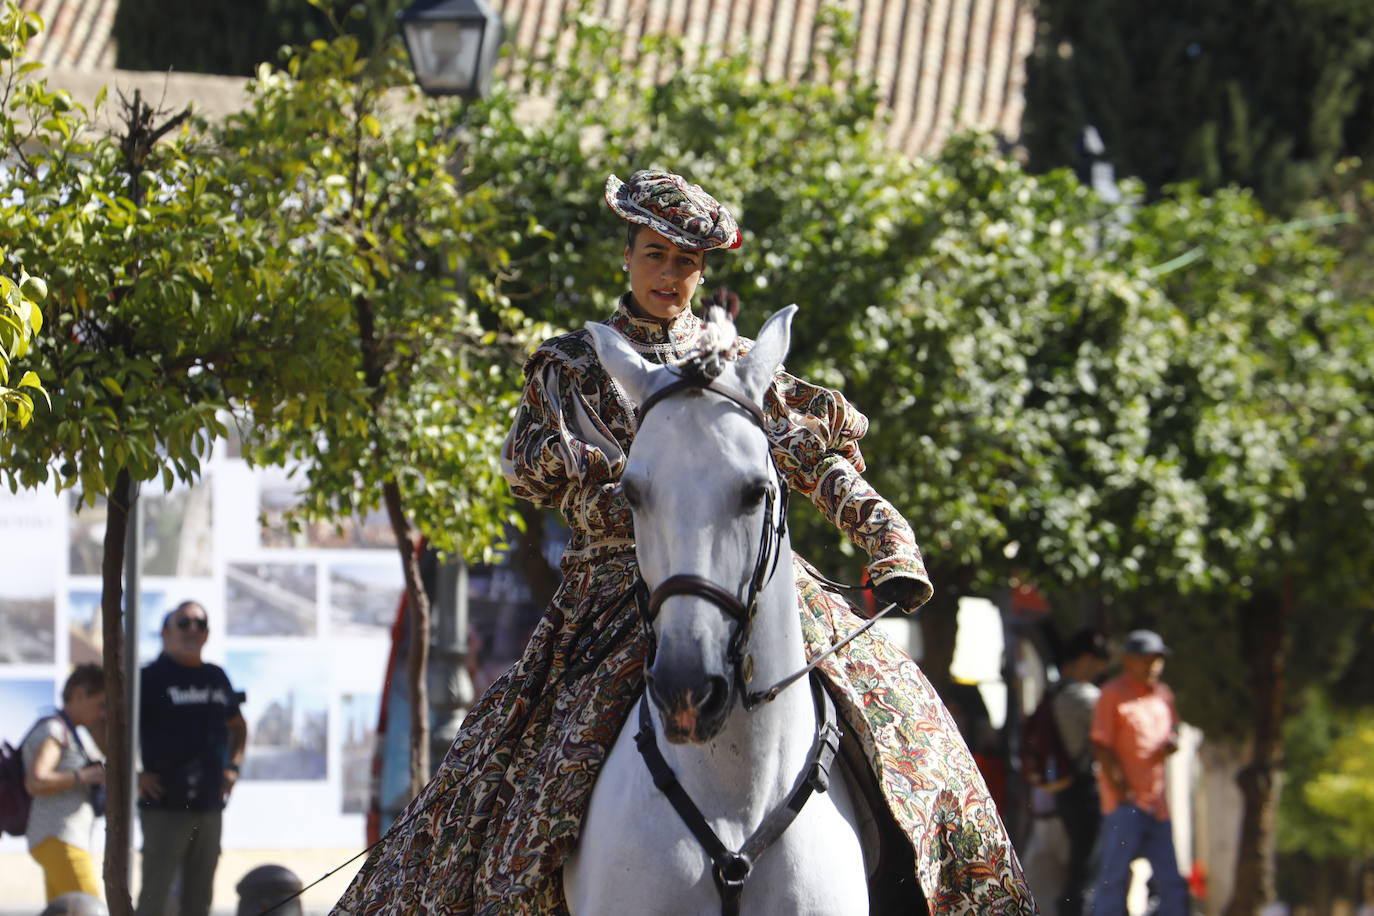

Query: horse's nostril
699,675,730,721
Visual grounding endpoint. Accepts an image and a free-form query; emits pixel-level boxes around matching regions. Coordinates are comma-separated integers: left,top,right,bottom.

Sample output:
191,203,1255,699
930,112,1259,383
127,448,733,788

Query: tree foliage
215,22,542,790
0,3,338,906
0,4,48,429
219,30,538,569
111,0,373,77
456,9,1256,610
1022,0,1374,212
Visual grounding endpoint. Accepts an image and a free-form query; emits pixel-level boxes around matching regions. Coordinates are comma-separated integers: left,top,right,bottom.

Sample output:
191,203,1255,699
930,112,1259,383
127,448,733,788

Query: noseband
634,367,790,711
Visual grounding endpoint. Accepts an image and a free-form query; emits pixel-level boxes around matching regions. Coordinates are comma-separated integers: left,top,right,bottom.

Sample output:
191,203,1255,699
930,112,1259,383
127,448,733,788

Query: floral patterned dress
333,299,1036,915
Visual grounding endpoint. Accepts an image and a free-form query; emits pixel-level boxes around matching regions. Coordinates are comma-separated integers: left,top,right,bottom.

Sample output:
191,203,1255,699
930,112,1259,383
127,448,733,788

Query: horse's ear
735,305,797,403
584,321,668,408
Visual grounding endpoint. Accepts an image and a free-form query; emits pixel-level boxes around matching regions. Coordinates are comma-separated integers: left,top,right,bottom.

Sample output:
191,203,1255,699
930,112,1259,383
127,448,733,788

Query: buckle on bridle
714,851,753,889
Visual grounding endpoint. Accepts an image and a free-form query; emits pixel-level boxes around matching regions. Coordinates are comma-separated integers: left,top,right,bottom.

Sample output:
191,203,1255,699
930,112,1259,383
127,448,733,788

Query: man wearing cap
1089,629,1190,915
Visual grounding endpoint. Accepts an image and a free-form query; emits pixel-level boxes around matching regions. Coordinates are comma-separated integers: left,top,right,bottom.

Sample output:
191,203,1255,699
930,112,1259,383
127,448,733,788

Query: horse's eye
742,480,769,509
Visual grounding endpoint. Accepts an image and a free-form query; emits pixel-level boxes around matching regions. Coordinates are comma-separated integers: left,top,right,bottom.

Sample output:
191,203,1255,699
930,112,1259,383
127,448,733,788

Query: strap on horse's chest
633,674,842,916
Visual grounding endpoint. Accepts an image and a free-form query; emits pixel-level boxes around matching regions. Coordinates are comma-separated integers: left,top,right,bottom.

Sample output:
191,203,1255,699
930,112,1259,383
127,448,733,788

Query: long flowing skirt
332,550,1036,915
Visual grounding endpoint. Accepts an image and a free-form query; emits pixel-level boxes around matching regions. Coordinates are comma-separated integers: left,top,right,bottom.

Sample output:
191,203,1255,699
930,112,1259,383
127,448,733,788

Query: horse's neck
654,541,814,825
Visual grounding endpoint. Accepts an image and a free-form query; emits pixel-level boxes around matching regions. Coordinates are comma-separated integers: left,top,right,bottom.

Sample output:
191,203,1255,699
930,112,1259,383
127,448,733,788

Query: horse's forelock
699,305,738,358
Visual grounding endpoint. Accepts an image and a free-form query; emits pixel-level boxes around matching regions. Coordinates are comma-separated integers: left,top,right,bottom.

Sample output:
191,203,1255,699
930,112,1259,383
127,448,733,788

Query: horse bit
629,358,898,915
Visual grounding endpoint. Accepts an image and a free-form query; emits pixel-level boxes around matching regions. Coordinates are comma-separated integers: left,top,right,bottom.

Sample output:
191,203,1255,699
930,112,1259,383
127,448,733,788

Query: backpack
1021,686,1075,792
0,736,31,837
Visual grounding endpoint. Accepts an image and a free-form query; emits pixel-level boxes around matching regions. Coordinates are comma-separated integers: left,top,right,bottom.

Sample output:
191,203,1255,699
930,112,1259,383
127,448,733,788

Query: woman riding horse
333,170,1035,914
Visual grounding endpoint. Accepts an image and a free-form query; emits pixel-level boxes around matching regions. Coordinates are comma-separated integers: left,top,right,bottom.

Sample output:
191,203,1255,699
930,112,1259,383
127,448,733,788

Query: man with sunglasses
135,600,247,916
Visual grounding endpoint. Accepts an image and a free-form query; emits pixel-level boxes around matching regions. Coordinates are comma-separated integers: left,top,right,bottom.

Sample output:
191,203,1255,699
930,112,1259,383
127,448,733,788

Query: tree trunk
381,479,432,799
918,586,959,701
1225,586,1293,916
100,468,134,915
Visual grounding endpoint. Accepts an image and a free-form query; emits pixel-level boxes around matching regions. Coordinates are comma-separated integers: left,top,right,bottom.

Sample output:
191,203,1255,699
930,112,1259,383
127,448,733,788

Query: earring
621,263,629,272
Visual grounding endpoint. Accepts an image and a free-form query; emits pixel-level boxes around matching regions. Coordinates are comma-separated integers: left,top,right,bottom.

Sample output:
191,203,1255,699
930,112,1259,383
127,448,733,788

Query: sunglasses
174,617,208,632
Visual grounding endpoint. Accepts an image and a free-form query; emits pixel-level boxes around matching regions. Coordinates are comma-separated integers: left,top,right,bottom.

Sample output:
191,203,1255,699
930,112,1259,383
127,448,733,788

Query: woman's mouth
650,287,677,300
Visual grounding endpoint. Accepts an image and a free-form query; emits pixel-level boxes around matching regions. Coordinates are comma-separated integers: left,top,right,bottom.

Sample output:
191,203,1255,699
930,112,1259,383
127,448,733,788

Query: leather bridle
633,367,901,710
633,368,790,712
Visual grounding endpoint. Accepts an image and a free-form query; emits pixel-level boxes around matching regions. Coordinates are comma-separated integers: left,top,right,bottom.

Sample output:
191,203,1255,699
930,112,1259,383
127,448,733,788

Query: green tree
0,259,47,428
0,5,48,429
0,13,333,909
1116,186,1374,911
456,11,1216,697
111,0,357,76
217,26,540,795
1022,0,1374,212
1276,692,1373,909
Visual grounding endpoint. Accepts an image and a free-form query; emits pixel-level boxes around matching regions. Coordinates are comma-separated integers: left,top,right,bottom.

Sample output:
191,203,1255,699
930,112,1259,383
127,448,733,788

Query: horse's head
586,306,797,744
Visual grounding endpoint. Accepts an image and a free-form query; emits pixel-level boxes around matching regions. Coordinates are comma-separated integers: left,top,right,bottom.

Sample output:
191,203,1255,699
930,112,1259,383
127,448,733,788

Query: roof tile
21,0,1032,154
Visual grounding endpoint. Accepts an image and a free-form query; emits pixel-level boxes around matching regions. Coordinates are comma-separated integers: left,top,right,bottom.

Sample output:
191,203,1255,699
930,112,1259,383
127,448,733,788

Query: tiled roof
21,0,1033,155
493,0,1035,155
18,0,116,70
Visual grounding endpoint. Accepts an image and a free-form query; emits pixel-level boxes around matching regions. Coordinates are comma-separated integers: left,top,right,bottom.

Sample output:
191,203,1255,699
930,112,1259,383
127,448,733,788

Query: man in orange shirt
1089,630,1190,915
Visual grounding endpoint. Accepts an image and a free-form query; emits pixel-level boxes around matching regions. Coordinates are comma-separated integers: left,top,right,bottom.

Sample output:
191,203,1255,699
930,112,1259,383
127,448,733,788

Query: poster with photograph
0,678,57,739
0,488,62,665
69,589,175,666
228,647,328,780
467,564,544,695
328,561,403,636
141,478,214,578
225,562,317,637
339,691,379,814
0,596,56,666
68,497,106,577
257,466,391,550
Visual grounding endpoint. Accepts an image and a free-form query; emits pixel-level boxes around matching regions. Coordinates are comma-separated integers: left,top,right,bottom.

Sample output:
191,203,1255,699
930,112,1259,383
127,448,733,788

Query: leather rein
629,366,896,915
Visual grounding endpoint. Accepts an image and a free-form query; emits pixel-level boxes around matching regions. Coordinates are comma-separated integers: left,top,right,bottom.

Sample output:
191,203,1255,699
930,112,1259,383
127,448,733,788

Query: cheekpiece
605,169,743,252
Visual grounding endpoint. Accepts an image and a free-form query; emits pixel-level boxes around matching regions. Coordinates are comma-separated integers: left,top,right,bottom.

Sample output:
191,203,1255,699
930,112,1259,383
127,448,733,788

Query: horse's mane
671,304,737,383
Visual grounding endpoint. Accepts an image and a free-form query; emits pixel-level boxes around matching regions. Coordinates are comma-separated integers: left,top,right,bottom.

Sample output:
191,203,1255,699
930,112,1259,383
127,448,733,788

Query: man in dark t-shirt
136,601,247,916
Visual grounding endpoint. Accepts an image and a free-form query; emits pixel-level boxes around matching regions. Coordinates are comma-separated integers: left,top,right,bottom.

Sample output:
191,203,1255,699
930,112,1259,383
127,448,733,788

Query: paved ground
0,847,365,915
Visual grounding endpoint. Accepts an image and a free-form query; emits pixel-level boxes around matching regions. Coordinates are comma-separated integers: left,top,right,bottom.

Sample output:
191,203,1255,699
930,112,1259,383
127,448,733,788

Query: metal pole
123,482,141,886
428,557,472,772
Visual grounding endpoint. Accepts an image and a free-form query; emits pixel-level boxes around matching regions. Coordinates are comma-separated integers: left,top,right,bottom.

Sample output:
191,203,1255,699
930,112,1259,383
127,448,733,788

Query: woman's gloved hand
872,576,927,615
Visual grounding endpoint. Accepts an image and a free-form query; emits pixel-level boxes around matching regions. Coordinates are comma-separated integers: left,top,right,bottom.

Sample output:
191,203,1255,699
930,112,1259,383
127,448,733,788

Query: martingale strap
634,675,841,916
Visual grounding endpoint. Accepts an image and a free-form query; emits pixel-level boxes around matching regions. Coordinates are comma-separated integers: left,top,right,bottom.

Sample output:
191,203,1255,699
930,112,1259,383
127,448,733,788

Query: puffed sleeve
766,370,932,607
499,342,632,539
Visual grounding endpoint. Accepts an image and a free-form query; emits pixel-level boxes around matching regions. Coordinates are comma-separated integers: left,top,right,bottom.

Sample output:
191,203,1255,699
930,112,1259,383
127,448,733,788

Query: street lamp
397,0,504,99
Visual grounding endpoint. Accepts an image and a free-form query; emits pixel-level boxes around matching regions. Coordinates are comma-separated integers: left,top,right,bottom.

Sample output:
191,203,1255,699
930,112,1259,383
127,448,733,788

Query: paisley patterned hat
605,169,742,252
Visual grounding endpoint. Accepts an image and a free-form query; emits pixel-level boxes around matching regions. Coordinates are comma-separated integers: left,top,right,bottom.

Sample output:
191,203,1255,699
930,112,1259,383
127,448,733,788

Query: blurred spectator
1090,629,1190,915
1053,629,1110,916
22,664,106,903
136,601,246,916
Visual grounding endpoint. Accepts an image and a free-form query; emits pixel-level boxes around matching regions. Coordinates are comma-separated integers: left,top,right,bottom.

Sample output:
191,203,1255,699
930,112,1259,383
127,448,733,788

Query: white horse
564,306,877,915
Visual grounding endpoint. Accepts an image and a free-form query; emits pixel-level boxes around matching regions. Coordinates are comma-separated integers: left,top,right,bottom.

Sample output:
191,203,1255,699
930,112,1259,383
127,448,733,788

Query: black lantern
397,0,504,99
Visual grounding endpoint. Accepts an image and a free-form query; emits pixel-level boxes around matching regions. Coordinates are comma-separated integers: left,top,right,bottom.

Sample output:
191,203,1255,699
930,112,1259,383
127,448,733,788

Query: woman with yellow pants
23,664,107,901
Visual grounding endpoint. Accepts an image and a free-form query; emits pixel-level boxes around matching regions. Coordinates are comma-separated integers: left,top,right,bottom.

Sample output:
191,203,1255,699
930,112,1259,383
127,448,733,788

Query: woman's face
625,227,705,321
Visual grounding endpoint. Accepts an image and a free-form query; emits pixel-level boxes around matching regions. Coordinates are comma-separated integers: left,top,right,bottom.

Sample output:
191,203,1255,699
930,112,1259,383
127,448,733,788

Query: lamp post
396,0,503,781
397,0,504,99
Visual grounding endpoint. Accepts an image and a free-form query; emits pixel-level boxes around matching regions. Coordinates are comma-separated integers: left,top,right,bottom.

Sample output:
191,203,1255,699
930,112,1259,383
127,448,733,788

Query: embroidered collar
605,294,703,354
